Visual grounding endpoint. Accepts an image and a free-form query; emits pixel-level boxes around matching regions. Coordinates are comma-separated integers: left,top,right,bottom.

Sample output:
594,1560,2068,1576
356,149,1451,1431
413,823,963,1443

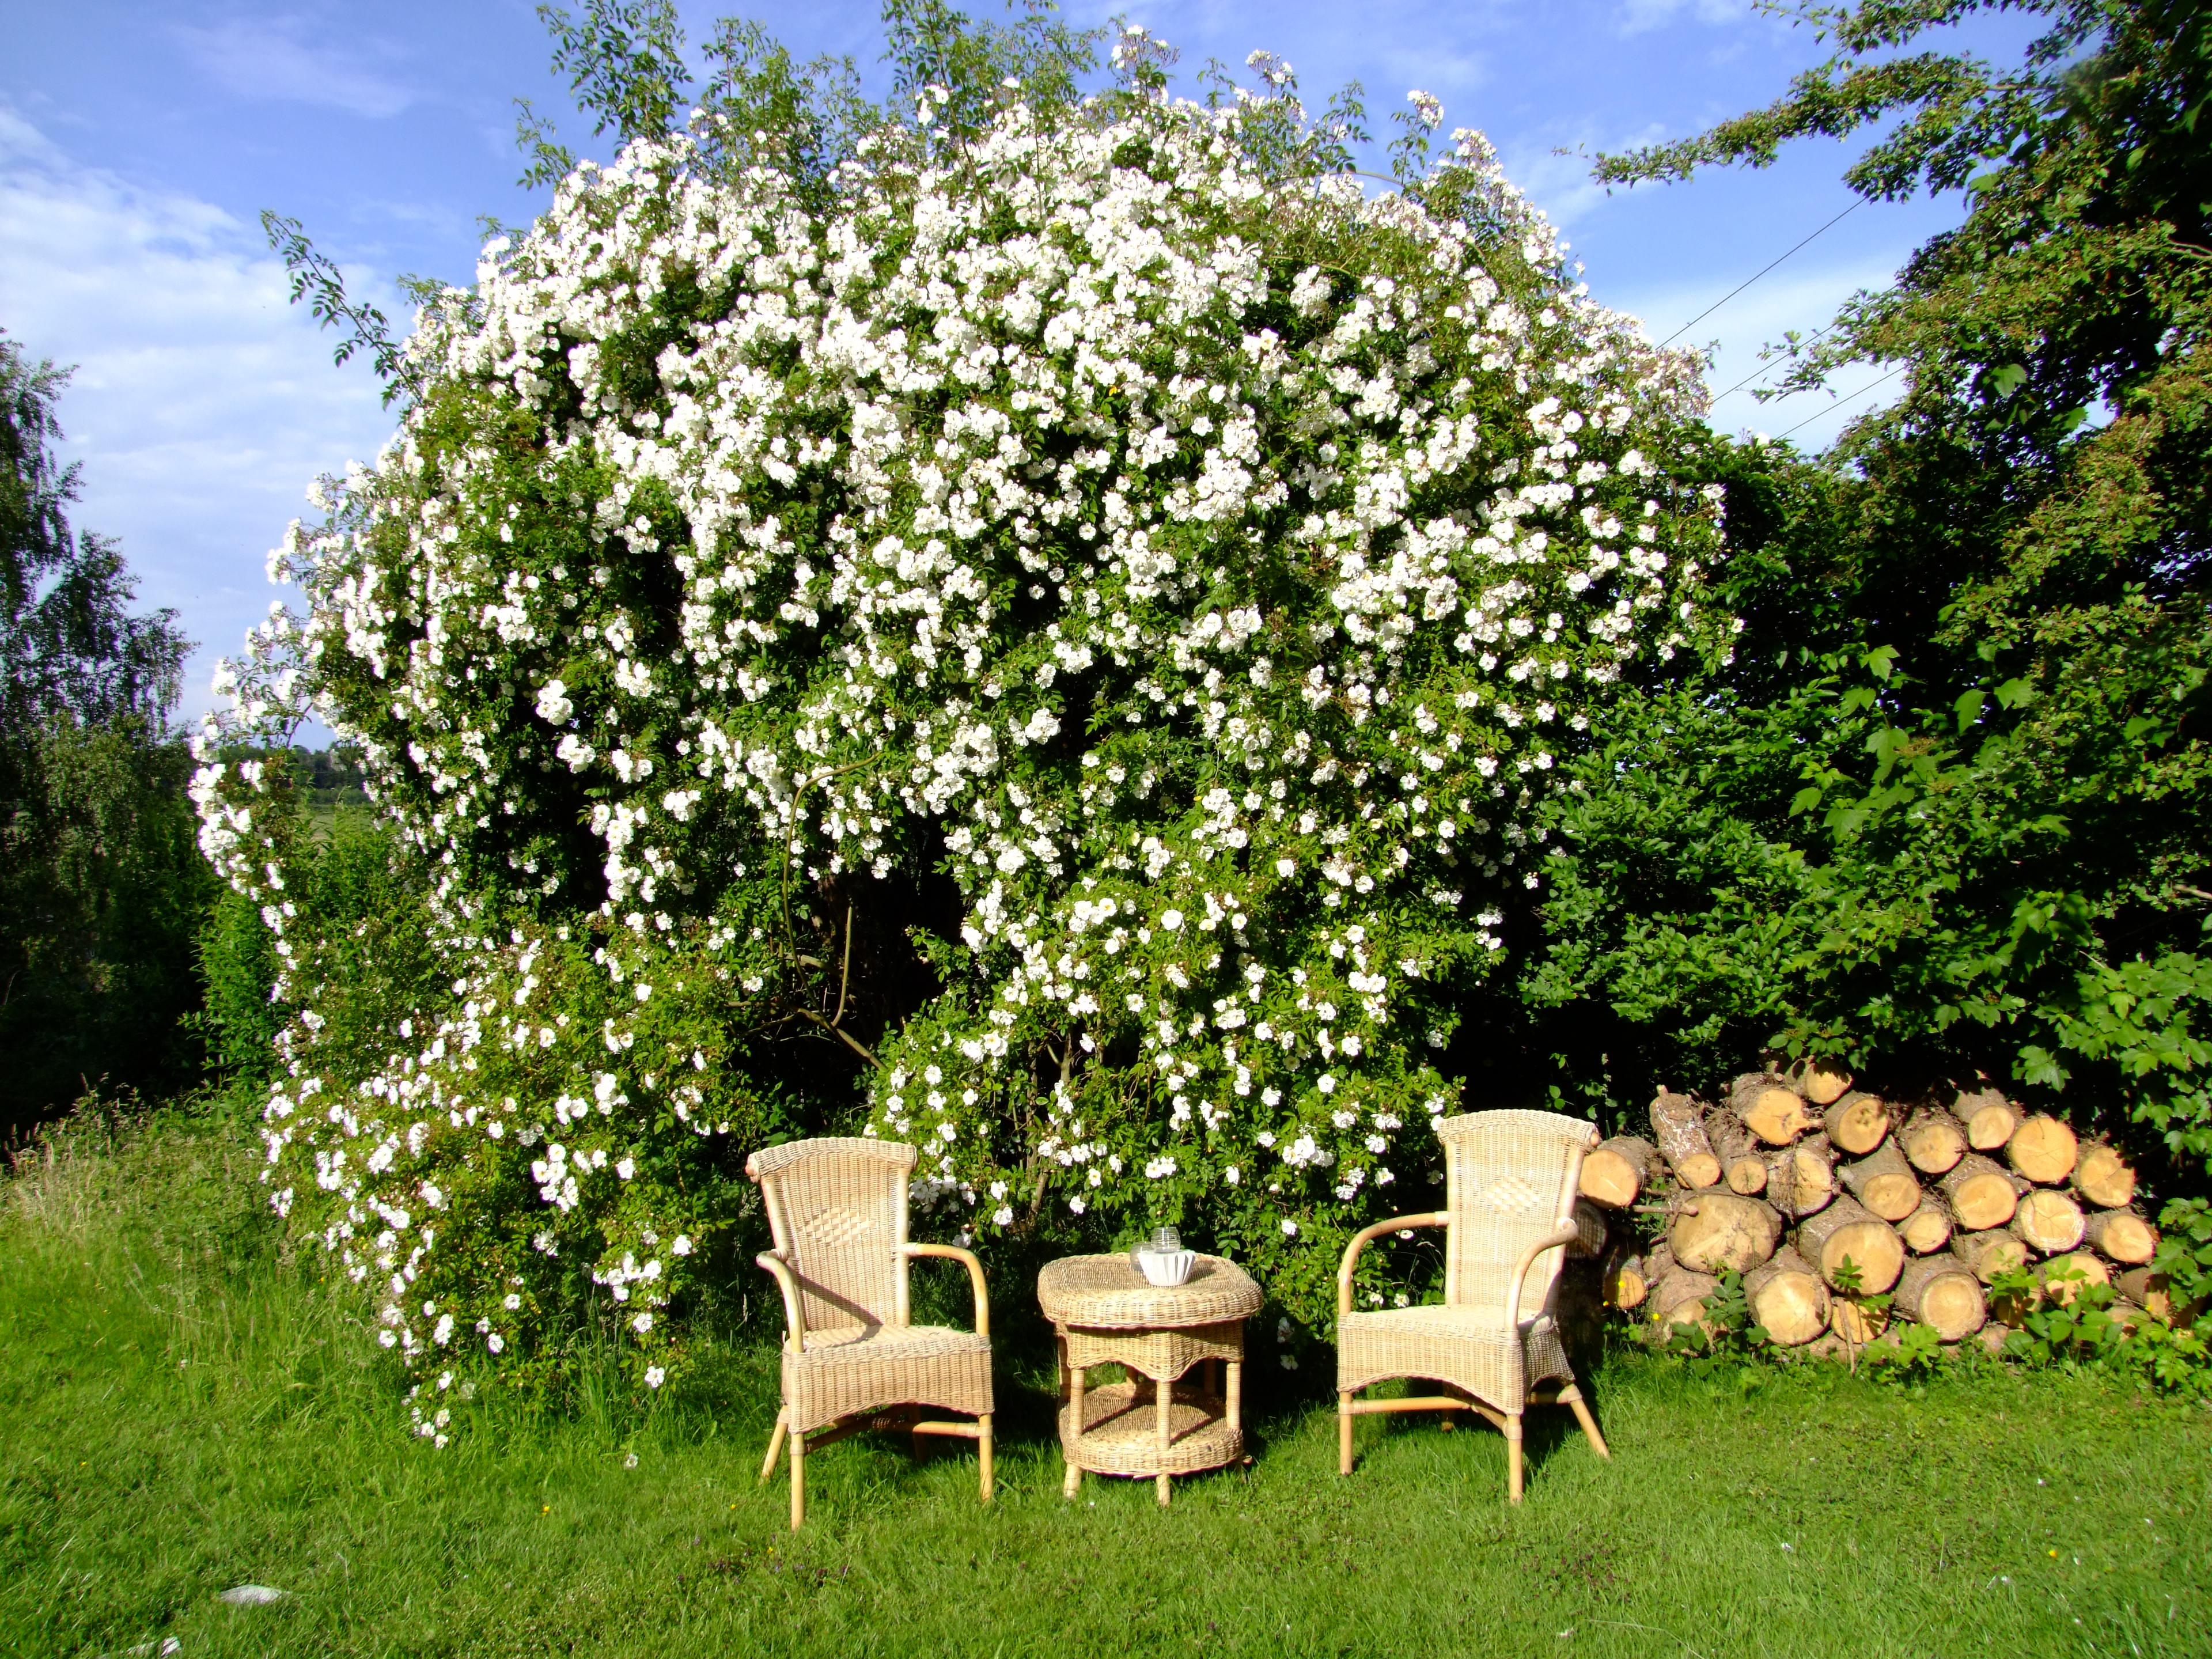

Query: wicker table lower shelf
1058,1378,1243,1479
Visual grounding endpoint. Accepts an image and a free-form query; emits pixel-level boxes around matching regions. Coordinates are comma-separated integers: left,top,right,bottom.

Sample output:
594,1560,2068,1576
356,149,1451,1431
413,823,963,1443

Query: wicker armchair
747,1137,993,1529
1336,1108,1611,1502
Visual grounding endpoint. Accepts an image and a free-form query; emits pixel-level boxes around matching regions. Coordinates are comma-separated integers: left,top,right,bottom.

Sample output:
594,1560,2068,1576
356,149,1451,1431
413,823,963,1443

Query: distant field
4,1111,2205,1658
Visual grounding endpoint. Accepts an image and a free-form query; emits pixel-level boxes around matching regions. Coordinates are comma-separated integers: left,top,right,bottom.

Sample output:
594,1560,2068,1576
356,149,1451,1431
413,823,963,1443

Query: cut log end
1955,1229,2029,1285
1669,1194,1783,1275
2010,1187,2086,1256
1897,1108,1967,1176
1829,1298,1888,1344
1940,1154,2020,1233
1747,1246,1829,1347
1580,1135,1658,1210
1790,1059,1853,1108
2084,1209,2157,1266
1650,1267,1721,1336
1825,1091,1892,1157
1764,1139,1836,1219
1897,1198,1953,1256
2071,1144,2137,1211
1798,1196,1906,1294
1957,1088,2020,1152
2040,1251,2111,1305
1838,1140,1922,1223
1893,1256,1987,1340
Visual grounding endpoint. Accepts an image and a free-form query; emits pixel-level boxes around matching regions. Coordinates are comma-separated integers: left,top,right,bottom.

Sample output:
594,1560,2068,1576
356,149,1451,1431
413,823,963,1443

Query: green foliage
0,332,208,1130
1659,1267,1771,1377
1518,1,2212,1200
0,719,213,1126
192,789,404,1089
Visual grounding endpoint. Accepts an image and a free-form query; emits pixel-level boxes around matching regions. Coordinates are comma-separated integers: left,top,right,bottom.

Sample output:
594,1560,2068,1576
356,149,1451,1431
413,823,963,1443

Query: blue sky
0,1,2039,721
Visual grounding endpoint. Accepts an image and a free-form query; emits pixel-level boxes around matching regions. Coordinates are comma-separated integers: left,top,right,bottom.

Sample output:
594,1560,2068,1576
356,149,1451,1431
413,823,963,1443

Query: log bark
1957,1087,2020,1152
1669,1193,1783,1274
2039,1250,2110,1305
1764,1136,1836,1219
2115,1267,2174,1322
2084,1209,2158,1266
1788,1058,1853,1108
1891,1255,1987,1340
1940,1154,2020,1232
1838,1140,1923,1222
1824,1090,1892,1157
1566,1198,1610,1259
1953,1229,2029,1284
1745,1244,1829,1346
1729,1073,1815,1146
2071,1143,2137,1210
1578,1135,1659,1210
1896,1107,1968,1177
1650,1266,1721,1334
1650,1090,1722,1189
2007,1115,2080,1185
1797,1195,1906,1294
2010,1187,2087,1255
1897,1195,1954,1256
1705,1109,1770,1196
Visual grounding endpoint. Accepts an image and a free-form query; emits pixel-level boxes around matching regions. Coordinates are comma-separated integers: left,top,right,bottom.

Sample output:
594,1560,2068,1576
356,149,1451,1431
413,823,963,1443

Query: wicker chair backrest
1437,1109,1599,1313
746,1137,916,1333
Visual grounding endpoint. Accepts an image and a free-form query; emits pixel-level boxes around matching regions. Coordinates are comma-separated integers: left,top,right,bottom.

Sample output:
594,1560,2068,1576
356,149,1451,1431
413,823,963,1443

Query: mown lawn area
3,1112,2206,1658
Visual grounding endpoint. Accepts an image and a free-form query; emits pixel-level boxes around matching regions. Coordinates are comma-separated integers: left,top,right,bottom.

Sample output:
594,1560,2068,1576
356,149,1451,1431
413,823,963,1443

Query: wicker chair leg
789,1429,806,1530
1505,1414,1524,1504
1338,1391,1355,1475
759,1409,789,1484
1560,1387,1611,1460
1062,1460,1082,1499
978,1413,995,1503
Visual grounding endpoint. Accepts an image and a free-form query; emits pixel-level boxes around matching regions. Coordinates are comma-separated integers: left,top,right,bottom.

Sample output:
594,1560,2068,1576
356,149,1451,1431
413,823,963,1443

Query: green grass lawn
3,1112,2207,1658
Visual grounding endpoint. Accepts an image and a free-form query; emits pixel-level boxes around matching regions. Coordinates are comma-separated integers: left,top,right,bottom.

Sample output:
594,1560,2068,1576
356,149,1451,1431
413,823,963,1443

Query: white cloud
176,14,417,120
0,108,395,721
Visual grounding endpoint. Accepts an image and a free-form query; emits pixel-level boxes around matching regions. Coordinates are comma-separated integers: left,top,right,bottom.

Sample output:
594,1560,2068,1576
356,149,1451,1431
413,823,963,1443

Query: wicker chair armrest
1504,1224,1582,1332
1336,1211,1449,1318
753,1251,806,1350
900,1242,990,1338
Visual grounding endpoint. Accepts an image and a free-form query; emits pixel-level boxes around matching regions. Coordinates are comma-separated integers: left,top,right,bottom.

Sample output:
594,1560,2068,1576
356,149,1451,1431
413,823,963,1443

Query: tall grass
3,1107,2207,1658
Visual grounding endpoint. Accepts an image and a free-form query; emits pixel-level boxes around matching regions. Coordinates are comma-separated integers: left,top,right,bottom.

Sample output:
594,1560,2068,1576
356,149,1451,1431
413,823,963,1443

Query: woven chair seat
1337,1304,1572,1408
782,1323,993,1435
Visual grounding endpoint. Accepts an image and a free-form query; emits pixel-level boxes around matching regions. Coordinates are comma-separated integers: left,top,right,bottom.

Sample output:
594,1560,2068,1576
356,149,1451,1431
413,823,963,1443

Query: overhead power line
1659,200,1862,347
1713,320,1840,402
1771,364,1906,440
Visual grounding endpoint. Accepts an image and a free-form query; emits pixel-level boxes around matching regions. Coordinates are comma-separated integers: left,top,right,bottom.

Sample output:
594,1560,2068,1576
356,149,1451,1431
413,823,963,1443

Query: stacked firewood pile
1566,1065,2176,1352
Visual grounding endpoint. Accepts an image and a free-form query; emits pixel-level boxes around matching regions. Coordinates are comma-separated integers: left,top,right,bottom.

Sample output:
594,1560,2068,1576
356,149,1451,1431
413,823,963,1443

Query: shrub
195,47,1730,1392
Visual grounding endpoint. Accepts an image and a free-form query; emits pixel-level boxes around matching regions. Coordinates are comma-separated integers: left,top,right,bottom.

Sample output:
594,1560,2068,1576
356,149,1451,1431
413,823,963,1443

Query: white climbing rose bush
195,84,1726,1393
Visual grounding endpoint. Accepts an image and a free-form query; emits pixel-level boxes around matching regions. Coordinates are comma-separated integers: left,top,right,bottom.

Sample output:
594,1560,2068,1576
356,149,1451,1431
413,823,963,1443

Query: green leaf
1952,688,1986,732
1994,677,2034,710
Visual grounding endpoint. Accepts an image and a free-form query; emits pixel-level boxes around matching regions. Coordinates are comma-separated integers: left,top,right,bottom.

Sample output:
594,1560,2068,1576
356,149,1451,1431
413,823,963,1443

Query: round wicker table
1037,1253,1264,1505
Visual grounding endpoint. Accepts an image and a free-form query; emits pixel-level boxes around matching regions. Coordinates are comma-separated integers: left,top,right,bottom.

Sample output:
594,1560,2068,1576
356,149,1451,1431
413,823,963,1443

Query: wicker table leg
1155,1372,1172,1506
1062,1363,1086,1499
1227,1358,1241,1433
